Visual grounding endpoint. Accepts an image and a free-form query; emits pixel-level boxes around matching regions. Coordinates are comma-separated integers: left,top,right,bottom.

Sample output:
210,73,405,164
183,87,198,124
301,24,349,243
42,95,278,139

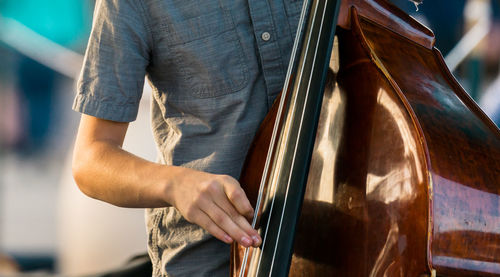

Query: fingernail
224,234,233,243
241,236,252,246
252,235,261,245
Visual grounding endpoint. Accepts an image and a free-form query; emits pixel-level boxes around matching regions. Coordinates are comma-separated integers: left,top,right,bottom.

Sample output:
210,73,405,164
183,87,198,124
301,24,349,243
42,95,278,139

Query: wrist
156,164,186,207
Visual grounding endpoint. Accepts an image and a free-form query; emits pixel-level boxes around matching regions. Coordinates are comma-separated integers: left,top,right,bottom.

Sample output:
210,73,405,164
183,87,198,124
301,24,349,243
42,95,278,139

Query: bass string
268,0,331,273
239,0,312,275
255,0,322,273
243,0,328,274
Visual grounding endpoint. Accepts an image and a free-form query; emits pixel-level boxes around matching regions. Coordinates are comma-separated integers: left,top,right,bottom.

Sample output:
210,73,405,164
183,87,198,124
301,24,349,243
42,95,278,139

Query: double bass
232,0,500,276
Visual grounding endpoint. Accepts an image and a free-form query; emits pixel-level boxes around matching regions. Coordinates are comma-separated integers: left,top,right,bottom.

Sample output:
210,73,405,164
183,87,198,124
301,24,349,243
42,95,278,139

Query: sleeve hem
72,94,139,123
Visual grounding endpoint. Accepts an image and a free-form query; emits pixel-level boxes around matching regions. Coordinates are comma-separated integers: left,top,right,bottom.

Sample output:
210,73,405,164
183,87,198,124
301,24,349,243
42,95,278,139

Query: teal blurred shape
0,0,93,50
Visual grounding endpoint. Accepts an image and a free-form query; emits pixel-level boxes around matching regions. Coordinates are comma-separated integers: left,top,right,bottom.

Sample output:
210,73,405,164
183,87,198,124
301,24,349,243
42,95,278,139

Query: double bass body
233,0,500,276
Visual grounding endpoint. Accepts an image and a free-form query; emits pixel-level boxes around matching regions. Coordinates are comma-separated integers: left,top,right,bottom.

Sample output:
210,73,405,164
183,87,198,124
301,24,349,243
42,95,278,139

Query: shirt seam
137,0,155,57
265,2,286,91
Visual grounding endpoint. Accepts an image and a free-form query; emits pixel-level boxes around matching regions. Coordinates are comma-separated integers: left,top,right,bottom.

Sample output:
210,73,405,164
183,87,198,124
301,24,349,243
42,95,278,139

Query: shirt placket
248,0,286,109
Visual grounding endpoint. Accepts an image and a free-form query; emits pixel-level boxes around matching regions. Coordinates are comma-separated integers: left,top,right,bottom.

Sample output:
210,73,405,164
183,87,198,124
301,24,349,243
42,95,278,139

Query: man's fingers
221,176,254,219
208,185,261,247
216,176,261,247
232,213,261,247
192,211,233,244
177,173,261,247
198,197,255,248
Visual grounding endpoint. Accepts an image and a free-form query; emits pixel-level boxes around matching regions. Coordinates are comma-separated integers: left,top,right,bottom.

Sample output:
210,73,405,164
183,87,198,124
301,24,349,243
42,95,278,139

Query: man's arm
72,114,261,248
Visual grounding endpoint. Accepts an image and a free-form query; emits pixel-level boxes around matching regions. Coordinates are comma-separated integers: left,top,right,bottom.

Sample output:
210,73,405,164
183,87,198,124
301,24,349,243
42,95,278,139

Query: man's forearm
72,139,174,208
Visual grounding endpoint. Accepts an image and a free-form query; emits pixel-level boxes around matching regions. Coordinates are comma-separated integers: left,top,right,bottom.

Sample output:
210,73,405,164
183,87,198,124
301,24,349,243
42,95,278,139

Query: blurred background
0,0,156,276
0,0,499,276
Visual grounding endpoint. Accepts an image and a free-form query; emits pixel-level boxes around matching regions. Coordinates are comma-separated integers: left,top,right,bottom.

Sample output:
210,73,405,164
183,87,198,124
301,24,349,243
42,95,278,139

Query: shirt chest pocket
159,8,248,99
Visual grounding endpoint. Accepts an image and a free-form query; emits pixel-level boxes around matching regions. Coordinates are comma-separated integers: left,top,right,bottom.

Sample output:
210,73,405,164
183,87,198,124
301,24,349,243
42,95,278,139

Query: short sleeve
73,0,151,122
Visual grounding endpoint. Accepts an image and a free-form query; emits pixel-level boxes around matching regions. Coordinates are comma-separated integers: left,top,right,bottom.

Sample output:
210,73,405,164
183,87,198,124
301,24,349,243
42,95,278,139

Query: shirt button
261,32,271,41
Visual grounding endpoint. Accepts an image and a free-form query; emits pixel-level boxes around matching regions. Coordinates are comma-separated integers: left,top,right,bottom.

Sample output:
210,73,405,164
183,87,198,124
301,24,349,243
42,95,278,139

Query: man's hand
73,114,261,248
166,169,261,248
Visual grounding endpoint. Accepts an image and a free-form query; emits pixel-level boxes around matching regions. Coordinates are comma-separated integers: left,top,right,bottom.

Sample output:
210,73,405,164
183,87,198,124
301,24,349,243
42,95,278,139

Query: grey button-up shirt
73,0,302,276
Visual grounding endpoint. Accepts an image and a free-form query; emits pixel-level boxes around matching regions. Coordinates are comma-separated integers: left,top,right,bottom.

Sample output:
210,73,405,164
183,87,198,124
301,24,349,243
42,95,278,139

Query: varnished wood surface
338,0,435,49
289,21,430,276
232,0,500,276
357,12,500,276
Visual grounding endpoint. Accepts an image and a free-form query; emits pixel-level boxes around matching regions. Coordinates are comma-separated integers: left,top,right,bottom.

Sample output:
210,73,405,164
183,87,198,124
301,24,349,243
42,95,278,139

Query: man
72,0,302,276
